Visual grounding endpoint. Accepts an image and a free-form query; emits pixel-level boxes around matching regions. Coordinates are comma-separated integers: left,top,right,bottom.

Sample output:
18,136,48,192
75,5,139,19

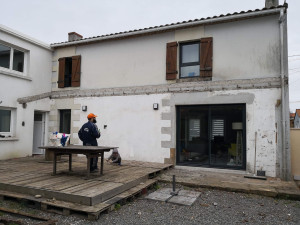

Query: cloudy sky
1,0,299,111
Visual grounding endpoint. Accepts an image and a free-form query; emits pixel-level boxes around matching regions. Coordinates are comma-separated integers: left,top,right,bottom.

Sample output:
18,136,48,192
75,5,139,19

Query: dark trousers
84,143,98,171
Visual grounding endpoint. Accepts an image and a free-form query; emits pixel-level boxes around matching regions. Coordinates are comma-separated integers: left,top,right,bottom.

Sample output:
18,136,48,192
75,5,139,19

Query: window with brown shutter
177,37,213,79
57,55,81,88
200,37,213,77
166,42,178,80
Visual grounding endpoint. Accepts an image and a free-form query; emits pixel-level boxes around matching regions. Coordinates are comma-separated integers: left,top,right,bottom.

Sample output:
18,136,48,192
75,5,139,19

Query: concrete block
161,127,172,134
162,99,171,107
72,127,80,133
72,114,80,121
52,66,57,72
161,141,172,148
161,113,171,120
49,115,58,121
72,104,81,110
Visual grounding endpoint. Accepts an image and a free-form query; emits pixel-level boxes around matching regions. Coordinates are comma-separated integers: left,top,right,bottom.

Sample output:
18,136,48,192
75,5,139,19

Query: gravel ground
0,183,299,225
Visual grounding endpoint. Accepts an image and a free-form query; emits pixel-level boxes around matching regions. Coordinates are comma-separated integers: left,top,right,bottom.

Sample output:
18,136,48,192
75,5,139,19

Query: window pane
189,119,200,141
181,65,200,77
0,44,11,69
212,119,225,140
0,110,11,132
182,43,199,63
13,49,24,72
60,110,71,134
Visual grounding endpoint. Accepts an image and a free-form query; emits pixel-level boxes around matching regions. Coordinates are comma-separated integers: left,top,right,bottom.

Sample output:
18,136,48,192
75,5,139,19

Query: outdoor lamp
153,103,159,110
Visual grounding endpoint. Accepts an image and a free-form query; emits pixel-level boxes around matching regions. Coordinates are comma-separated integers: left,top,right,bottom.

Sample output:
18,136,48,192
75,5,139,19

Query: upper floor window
58,55,81,88
0,43,25,73
180,42,200,78
166,37,213,80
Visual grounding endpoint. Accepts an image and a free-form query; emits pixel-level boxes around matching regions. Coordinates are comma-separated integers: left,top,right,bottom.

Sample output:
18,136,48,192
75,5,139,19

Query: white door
32,112,45,154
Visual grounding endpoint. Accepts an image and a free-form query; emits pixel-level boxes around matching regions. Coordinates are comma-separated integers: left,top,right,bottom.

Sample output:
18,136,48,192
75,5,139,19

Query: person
106,148,121,165
78,113,101,172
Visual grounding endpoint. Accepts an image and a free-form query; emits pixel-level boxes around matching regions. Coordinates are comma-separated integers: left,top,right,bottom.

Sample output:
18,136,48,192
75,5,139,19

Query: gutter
0,24,52,51
51,8,282,48
279,8,290,181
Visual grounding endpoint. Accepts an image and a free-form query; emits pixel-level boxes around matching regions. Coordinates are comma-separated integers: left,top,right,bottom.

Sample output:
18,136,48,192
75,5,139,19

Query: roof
51,4,287,48
0,24,52,51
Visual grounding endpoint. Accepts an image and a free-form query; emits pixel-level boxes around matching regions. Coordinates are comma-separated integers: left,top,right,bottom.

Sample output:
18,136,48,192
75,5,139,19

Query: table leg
69,154,72,172
100,152,104,175
53,153,57,175
87,154,90,178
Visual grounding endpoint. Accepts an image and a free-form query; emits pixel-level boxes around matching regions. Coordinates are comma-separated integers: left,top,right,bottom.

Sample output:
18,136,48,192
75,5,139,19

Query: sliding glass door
176,104,246,170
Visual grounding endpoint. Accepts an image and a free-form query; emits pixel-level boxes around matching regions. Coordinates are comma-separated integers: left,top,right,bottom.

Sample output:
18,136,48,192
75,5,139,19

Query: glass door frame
176,104,247,170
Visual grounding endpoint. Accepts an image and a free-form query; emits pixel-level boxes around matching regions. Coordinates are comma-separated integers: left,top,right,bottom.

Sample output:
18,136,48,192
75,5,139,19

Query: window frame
179,41,200,79
0,107,16,137
0,41,28,77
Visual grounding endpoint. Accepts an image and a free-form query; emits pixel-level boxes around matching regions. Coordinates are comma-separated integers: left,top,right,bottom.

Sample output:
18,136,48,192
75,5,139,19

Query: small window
59,110,71,134
0,43,25,73
58,56,81,88
0,109,11,133
13,49,24,72
0,44,11,69
180,42,200,78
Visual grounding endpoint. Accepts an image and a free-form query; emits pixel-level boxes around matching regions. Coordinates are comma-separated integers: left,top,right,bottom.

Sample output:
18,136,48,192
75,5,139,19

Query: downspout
279,7,290,181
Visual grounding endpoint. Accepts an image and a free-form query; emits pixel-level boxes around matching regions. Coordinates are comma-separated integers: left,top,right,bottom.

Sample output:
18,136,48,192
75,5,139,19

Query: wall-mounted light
153,103,159,110
82,106,87,111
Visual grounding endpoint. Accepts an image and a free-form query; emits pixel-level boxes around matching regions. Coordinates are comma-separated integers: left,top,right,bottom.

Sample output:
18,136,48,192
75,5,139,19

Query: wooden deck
0,156,173,220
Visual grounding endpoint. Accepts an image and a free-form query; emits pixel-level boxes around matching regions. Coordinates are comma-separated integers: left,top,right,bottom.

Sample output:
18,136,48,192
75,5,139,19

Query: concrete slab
157,168,300,200
145,188,200,206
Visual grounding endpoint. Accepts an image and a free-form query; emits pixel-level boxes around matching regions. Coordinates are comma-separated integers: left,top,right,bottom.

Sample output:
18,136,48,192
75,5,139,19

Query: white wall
0,29,52,159
52,14,281,91
73,94,171,163
171,88,281,177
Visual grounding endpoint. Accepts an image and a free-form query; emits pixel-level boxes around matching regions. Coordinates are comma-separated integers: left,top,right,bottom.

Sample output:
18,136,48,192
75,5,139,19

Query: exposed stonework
164,148,176,165
17,77,281,104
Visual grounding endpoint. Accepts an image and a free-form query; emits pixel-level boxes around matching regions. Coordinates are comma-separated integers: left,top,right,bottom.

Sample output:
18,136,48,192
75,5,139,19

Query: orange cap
87,113,97,119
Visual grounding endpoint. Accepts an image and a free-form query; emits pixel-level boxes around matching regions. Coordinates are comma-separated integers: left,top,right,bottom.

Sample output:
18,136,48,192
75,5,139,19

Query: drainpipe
279,7,291,181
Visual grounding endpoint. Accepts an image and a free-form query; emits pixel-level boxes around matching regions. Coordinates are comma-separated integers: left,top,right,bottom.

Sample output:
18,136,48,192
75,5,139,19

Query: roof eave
0,24,52,51
51,7,283,49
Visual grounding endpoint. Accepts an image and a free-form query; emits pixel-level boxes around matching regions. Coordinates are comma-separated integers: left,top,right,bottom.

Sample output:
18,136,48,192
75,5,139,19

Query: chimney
68,32,83,42
265,0,279,8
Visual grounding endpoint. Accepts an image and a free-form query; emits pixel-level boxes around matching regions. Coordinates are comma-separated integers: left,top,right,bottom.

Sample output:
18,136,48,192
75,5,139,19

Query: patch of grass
154,184,160,190
114,203,121,211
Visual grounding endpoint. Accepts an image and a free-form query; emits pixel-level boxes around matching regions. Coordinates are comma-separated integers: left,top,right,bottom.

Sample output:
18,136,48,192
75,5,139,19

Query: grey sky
1,0,299,111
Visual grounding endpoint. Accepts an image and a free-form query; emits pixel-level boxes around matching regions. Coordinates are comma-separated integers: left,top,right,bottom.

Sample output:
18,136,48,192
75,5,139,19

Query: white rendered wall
73,94,171,163
171,88,281,177
51,14,281,91
0,30,52,159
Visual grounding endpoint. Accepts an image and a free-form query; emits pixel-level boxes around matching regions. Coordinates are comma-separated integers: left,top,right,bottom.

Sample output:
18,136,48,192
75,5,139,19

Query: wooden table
39,145,117,177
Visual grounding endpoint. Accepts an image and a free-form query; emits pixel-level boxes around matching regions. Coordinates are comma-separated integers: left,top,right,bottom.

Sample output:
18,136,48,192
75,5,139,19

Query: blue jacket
78,121,100,146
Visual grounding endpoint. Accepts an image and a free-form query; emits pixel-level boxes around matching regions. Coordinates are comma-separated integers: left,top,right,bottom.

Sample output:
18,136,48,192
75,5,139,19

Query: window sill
0,137,19,141
176,77,212,83
0,69,31,81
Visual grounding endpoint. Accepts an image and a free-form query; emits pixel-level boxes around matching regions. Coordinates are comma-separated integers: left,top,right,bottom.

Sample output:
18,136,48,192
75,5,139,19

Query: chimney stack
265,0,279,8
68,32,83,42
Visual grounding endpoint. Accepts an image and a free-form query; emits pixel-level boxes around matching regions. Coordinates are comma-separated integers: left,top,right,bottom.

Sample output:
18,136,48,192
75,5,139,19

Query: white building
0,25,52,159
0,2,291,180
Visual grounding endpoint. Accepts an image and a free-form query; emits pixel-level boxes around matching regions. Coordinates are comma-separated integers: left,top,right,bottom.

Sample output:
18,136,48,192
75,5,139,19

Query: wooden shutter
166,42,178,80
71,55,81,87
58,58,65,88
200,37,213,77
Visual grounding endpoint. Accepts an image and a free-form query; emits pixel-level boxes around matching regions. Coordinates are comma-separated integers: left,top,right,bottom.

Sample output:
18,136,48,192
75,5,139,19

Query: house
0,24,52,159
294,109,300,128
290,113,295,128
0,1,292,180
